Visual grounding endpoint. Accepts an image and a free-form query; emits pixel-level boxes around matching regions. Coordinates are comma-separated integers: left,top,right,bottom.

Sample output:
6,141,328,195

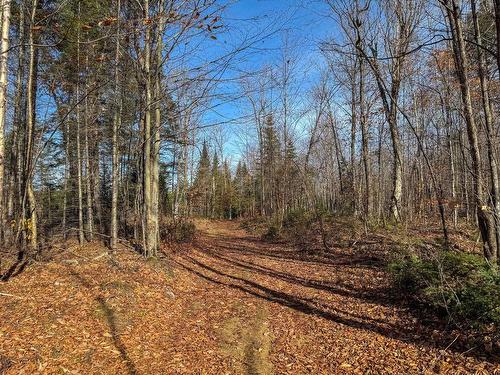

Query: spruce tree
261,114,281,216
211,151,220,218
191,141,211,216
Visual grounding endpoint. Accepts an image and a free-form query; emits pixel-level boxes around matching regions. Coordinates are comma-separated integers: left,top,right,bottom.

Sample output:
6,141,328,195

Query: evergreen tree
234,160,253,217
191,141,211,216
283,137,299,211
222,160,234,219
261,114,281,216
211,151,221,218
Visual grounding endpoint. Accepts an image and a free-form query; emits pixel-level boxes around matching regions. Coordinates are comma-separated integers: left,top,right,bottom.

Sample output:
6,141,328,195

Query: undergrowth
389,251,500,327
249,211,500,331
161,219,196,243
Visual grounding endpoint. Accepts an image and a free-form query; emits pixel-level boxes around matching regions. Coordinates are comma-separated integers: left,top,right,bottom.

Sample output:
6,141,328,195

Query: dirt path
0,221,498,374
170,221,498,374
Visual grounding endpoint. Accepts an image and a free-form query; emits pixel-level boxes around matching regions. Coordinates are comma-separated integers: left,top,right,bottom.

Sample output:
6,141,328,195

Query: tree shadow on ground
96,296,138,375
175,255,413,339
175,234,489,361
0,259,29,282
213,237,384,271
197,244,397,308
66,267,138,375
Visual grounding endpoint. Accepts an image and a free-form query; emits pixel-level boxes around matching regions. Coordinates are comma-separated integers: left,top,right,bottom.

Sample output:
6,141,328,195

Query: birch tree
0,0,11,243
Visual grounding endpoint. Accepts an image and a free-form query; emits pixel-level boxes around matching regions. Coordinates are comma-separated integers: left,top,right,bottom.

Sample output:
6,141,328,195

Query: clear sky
194,0,337,162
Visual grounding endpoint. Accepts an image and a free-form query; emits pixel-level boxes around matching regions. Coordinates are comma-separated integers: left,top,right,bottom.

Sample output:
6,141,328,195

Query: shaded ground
0,221,498,374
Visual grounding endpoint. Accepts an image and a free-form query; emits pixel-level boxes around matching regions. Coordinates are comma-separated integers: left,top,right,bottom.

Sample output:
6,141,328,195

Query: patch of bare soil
0,222,498,374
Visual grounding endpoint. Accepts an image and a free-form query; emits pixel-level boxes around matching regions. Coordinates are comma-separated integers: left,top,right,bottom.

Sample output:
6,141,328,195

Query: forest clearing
1,0,500,373
0,220,498,374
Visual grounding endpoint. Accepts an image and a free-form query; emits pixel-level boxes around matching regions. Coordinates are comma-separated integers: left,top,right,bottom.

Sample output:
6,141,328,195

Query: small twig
92,252,109,261
0,292,23,299
460,345,478,356
66,249,90,261
445,334,460,350
422,334,460,373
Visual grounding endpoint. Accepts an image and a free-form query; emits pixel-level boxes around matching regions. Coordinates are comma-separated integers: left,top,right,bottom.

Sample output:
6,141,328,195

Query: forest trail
172,221,497,374
0,221,498,374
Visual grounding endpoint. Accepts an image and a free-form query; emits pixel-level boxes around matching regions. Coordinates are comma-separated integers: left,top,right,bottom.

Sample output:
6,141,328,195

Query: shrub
174,220,196,242
161,219,196,243
240,217,268,234
389,251,500,326
262,225,281,242
282,209,315,242
388,255,438,294
283,209,311,229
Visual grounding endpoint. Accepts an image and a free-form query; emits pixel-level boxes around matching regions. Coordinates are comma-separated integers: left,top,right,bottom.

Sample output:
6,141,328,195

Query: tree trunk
152,0,165,248
84,56,93,241
23,0,39,251
76,8,84,245
471,0,500,262
443,0,497,262
8,4,25,236
350,62,358,216
143,0,156,257
62,119,69,241
0,0,12,243
110,0,121,251
359,56,370,219
494,0,500,73
388,81,403,222
449,138,458,228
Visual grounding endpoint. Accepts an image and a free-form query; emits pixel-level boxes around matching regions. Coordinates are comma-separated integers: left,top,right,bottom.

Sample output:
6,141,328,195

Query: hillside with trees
0,0,499,373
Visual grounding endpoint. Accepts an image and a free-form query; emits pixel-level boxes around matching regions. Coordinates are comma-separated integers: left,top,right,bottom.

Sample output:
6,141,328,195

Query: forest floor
0,220,499,374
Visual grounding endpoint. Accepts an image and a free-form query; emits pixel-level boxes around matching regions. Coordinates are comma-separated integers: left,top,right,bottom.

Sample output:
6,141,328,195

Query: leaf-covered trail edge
0,220,498,374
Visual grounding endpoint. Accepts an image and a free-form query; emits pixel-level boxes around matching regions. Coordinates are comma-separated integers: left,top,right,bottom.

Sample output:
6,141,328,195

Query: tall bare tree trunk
76,7,84,245
442,0,497,262
349,1,411,223
377,120,384,223
23,0,39,251
358,50,370,220
8,4,25,235
152,0,165,247
62,119,69,241
181,111,191,216
110,0,121,251
92,155,102,233
494,0,500,73
350,60,358,216
143,0,156,257
84,57,93,241
449,138,458,228
76,91,84,244
0,0,12,243
388,79,403,222
471,0,500,262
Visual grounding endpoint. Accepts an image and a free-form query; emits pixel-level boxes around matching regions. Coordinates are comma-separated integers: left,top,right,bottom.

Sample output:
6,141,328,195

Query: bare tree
111,0,122,251
440,0,498,262
0,0,11,243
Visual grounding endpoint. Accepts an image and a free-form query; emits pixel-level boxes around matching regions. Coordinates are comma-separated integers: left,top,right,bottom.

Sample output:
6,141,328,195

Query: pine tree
191,141,211,216
283,137,299,211
233,160,253,217
222,159,234,219
261,114,281,216
234,160,244,217
211,151,220,218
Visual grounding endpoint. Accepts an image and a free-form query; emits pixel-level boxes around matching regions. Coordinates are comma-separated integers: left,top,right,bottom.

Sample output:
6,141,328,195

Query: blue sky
194,0,337,162
17,0,341,176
